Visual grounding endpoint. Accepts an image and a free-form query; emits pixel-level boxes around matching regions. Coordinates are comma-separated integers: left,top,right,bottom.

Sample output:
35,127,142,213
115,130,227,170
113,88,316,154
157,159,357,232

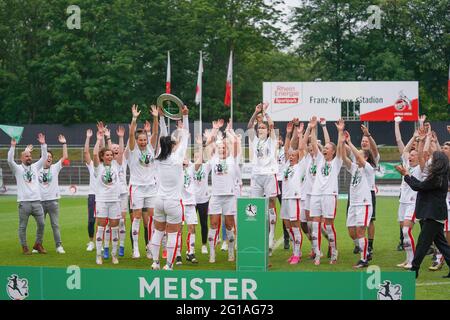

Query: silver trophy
157,93,183,120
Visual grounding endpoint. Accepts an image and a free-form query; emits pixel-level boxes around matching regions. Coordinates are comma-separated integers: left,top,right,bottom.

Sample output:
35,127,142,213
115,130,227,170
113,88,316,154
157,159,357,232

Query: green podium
236,197,269,272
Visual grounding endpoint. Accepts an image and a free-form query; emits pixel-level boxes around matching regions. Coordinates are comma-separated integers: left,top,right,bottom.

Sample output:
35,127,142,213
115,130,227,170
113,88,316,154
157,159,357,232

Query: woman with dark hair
396,151,450,278
149,105,189,271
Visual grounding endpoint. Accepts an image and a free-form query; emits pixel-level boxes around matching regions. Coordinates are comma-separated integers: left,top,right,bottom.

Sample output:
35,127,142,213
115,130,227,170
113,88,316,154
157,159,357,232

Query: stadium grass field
0,195,449,300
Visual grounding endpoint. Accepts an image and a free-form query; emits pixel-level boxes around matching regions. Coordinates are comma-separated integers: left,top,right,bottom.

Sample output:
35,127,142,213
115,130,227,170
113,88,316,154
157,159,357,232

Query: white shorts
304,194,311,211
184,205,198,225
154,198,183,224
130,185,157,210
250,174,279,198
398,203,416,222
95,201,122,220
120,193,128,213
300,200,307,222
209,195,236,216
309,195,337,219
346,205,373,227
281,199,303,222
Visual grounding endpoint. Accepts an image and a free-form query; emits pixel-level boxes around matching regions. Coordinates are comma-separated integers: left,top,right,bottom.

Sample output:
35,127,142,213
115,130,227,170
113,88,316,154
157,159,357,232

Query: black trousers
196,201,209,245
412,219,450,271
277,181,290,242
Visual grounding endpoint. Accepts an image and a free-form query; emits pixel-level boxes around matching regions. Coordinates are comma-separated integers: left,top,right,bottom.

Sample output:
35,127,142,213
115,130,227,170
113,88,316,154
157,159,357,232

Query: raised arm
320,118,330,145
104,127,112,149
149,105,159,149
263,104,276,142
361,124,379,159
93,130,103,167
284,121,293,156
116,126,125,165
7,139,19,172
247,103,262,130
34,133,48,169
299,123,310,154
84,129,93,165
58,134,68,162
129,104,140,151
394,117,405,154
335,119,345,160
309,117,319,157
290,118,300,150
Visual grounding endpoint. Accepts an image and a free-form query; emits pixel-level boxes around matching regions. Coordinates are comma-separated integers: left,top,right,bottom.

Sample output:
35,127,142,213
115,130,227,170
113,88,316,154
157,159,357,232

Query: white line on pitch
416,281,450,287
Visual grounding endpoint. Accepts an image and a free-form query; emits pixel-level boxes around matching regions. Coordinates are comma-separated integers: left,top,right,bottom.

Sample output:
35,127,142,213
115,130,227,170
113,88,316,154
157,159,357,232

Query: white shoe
396,261,407,268
221,242,228,251
201,245,208,254
330,250,338,264
228,251,235,262
151,261,160,270
132,248,140,259
96,255,103,265
86,242,94,252
56,246,66,254
146,245,153,260
32,249,38,254
112,255,119,265
163,264,173,271
403,263,412,269
209,255,216,263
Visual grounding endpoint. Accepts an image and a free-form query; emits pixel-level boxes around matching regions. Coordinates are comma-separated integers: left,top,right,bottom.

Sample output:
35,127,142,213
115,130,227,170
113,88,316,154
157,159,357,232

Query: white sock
226,228,235,256
119,218,126,247
287,224,294,244
311,222,321,257
151,229,165,262
402,226,415,264
176,231,182,257
104,225,110,249
166,232,178,268
131,218,140,250
325,224,337,256
358,237,368,261
187,232,196,255
162,233,167,251
353,239,359,247
208,228,217,260
292,227,302,257
96,226,105,256
306,221,313,243
111,226,119,256
269,208,276,249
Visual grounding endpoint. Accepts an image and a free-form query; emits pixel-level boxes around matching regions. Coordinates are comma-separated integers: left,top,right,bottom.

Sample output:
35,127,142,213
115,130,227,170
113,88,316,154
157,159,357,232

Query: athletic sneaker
309,250,315,259
329,250,338,265
353,260,368,269
162,249,167,259
96,255,103,265
103,247,110,259
314,258,320,266
175,256,182,265
228,251,235,262
151,261,160,270
353,246,360,254
429,256,444,271
186,253,198,264
426,247,434,255
221,242,228,251
284,239,290,250
163,264,173,271
396,261,408,268
132,248,140,259
146,245,152,260
209,255,216,263
86,242,95,252
367,251,373,261
56,246,66,254
287,255,294,263
119,246,125,257
112,255,119,265
289,256,300,265
201,245,208,254
403,263,412,269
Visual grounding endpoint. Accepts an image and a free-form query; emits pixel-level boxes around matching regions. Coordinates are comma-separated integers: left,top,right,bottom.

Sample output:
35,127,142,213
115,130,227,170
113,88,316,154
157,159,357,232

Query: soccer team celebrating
6,103,450,275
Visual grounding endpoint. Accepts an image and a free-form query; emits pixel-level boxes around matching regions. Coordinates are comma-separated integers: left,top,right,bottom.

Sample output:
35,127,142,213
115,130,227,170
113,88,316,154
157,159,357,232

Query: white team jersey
347,162,374,205
8,145,47,202
193,163,211,204
209,155,238,196
128,145,157,186
38,160,63,201
155,128,189,201
351,152,379,191
182,163,196,205
250,135,278,175
399,155,422,204
277,147,285,181
447,191,450,210
94,162,121,202
310,152,343,196
302,153,318,197
116,158,128,195
86,161,96,195
281,158,306,199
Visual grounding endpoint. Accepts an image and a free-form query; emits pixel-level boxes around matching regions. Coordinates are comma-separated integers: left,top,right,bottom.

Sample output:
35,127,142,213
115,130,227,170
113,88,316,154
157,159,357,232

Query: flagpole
230,51,233,129
199,51,203,135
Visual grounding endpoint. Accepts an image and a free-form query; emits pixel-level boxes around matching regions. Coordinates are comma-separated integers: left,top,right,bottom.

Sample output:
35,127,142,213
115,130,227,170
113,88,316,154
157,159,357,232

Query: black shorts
88,194,95,222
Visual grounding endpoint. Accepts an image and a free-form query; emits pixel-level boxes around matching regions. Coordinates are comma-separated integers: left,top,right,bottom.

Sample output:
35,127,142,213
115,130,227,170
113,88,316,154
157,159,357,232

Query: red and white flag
195,51,203,105
224,51,233,107
448,64,450,104
166,51,171,94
